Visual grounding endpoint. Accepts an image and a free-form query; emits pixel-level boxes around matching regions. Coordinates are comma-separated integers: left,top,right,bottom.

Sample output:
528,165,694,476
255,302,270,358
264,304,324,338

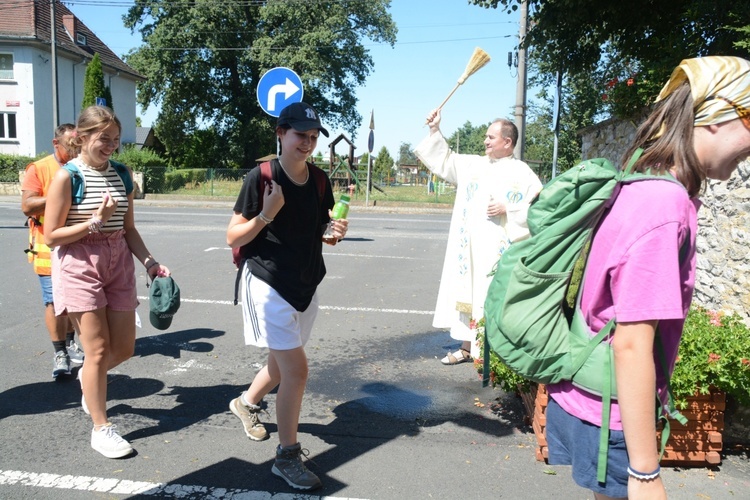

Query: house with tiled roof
0,0,144,156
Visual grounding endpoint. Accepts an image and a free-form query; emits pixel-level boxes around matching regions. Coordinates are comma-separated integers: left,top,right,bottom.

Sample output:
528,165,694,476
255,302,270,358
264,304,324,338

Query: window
76,33,87,45
0,53,13,80
0,113,17,139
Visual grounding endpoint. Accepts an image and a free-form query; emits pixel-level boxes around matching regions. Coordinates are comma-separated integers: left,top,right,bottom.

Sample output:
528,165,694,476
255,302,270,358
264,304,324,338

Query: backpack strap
233,161,272,305
110,160,134,196
63,161,133,205
63,163,85,205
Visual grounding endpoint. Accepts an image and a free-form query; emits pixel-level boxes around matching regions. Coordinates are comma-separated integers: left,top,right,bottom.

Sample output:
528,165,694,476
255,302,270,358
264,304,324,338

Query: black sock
66,332,75,344
52,340,67,353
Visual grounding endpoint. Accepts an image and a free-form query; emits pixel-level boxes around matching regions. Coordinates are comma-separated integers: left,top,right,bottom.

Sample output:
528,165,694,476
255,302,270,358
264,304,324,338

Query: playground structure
327,133,385,195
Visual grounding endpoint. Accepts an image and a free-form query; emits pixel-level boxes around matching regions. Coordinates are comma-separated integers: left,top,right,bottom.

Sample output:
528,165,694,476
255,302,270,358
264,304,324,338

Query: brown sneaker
229,393,268,441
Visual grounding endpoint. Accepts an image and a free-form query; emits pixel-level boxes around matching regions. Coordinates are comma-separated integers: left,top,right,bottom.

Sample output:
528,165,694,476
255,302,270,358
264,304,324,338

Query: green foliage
445,121,489,155
81,53,107,110
123,0,396,169
471,1,750,120
0,153,36,181
476,318,534,394
373,146,394,180
671,306,750,408
398,142,417,165
111,145,169,193
164,168,208,191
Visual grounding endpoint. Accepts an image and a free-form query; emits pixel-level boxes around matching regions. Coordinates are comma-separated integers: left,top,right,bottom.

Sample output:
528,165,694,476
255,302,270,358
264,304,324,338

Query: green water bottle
324,194,350,245
331,194,350,220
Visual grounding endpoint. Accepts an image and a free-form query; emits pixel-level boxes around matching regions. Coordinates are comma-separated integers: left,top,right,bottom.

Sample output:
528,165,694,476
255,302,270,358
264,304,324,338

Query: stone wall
580,119,750,323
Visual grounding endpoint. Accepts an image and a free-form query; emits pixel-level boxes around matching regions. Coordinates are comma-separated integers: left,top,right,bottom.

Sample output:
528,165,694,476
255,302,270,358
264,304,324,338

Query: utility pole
50,0,59,127
513,0,528,160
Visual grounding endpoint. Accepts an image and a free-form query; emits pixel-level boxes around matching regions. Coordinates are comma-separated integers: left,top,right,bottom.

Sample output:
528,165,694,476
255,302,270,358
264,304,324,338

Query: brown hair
620,82,704,197
491,118,519,147
54,123,75,139
70,106,121,151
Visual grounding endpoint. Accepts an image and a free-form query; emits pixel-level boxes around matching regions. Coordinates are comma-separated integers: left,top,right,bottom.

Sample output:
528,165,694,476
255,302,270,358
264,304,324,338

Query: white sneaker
91,424,133,459
77,367,89,415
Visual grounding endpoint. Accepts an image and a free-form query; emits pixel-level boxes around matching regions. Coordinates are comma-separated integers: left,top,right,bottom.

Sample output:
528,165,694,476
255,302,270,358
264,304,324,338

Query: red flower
470,319,477,330
708,353,721,363
741,358,749,366
627,78,634,86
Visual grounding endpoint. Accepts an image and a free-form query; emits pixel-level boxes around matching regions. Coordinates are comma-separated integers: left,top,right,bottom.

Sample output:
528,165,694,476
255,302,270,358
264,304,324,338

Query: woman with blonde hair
45,105,170,458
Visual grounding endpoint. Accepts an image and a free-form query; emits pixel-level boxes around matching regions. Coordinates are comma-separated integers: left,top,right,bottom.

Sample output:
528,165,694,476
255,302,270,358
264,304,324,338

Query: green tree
373,146,394,182
81,53,108,110
445,121,489,155
398,142,416,165
123,0,397,169
471,0,750,118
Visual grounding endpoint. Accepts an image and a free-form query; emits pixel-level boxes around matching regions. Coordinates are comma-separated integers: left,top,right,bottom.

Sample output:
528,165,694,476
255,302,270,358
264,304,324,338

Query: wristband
89,215,103,233
258,212,274,224
146,260,159,271
627,465,660,481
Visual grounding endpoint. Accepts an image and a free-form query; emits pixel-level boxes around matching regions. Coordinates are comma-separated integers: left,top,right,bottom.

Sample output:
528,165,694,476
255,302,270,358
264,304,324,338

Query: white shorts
240,264,318,350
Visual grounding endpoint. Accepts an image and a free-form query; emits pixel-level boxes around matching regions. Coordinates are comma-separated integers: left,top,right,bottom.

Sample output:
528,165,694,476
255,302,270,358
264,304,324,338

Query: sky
68,0,527,160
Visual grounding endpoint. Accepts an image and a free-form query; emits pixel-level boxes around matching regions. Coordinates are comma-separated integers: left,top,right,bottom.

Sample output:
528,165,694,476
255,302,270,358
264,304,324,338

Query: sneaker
77,367,90,415
229,394,268,441
52,350,71,379
272,443,322,490
67,340,85,364
90,423,133,459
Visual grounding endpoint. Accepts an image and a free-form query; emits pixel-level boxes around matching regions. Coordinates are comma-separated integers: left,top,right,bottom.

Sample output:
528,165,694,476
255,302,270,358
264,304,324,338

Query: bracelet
258,212,274,224
88,215,103,233
146,260,159,271
627,465,661,481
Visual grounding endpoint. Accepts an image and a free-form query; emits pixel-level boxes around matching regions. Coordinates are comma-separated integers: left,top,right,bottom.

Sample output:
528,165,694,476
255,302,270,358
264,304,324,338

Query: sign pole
365,110,374,207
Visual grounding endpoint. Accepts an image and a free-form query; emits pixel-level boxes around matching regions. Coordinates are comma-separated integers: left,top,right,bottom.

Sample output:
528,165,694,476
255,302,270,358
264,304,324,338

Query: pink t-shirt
547,179,700,430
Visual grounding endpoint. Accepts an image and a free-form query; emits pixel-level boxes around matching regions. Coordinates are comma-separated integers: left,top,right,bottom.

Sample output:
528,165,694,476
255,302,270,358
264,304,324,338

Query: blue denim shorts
38,274,54,306
546,396,628,498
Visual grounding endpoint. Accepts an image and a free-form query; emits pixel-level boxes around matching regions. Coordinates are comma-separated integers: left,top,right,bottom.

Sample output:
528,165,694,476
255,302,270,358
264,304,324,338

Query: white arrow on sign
267,78,301,111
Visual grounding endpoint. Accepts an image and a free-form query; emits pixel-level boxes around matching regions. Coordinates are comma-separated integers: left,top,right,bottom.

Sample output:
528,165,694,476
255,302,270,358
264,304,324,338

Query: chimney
62,14,75,41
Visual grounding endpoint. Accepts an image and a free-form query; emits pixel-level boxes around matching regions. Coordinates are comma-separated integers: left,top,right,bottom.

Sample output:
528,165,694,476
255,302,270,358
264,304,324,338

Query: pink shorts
52,230,139,315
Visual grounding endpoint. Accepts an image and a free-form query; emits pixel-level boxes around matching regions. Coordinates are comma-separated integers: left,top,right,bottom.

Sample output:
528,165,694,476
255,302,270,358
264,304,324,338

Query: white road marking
0,469,367,499
138,296,434,315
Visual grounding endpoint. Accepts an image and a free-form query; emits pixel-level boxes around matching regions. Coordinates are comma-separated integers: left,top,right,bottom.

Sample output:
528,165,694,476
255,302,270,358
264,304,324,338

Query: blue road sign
257,67,303,117
95,97,107,106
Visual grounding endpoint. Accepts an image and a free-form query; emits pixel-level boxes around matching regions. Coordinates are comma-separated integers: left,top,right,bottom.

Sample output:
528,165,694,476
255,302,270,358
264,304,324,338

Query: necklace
278,158,309,186
78,157,109,172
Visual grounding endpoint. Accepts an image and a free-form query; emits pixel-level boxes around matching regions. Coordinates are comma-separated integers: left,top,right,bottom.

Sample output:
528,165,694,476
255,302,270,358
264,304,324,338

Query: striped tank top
65,159,129,232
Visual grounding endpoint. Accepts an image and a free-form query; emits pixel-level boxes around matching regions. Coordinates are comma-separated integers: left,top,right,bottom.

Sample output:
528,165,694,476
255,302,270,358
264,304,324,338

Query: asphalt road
0,196,747,499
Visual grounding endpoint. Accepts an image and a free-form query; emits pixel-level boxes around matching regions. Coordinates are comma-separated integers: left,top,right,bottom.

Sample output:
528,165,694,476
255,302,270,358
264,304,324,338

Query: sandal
441,348,472,365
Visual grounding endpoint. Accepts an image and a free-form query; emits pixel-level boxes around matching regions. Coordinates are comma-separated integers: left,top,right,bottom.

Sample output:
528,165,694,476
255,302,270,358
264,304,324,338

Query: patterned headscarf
656,56,750,126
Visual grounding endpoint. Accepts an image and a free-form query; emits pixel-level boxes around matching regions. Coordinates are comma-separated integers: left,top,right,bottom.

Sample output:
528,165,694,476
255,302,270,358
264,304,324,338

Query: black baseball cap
149,276,181,330
277,102,329,137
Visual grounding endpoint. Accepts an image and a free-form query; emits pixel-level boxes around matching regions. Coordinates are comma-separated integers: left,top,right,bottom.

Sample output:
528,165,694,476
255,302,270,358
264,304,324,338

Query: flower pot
524,383,725,467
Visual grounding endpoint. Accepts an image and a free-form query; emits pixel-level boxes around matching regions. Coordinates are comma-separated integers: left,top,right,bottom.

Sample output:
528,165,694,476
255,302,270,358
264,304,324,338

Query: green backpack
482,149,688,482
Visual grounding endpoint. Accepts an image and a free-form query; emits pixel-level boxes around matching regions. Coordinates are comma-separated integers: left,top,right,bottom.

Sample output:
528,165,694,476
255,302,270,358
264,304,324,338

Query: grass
170,180,457,204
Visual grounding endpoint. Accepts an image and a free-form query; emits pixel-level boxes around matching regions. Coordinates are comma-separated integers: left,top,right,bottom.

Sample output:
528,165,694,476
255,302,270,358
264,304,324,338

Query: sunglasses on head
705,95,750,129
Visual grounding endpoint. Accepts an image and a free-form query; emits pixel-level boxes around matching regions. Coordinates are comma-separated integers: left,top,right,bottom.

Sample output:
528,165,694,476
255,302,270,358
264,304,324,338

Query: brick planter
521,383,725,467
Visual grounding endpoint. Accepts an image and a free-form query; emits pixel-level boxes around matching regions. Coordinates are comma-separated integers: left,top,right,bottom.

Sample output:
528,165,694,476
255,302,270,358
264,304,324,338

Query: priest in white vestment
415,109,542,365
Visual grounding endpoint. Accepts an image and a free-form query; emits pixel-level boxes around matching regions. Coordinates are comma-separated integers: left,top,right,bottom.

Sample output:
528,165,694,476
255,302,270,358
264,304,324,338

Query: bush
164,169,207,191
0,153,37,182
112,146,169,193
671,306,750,408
